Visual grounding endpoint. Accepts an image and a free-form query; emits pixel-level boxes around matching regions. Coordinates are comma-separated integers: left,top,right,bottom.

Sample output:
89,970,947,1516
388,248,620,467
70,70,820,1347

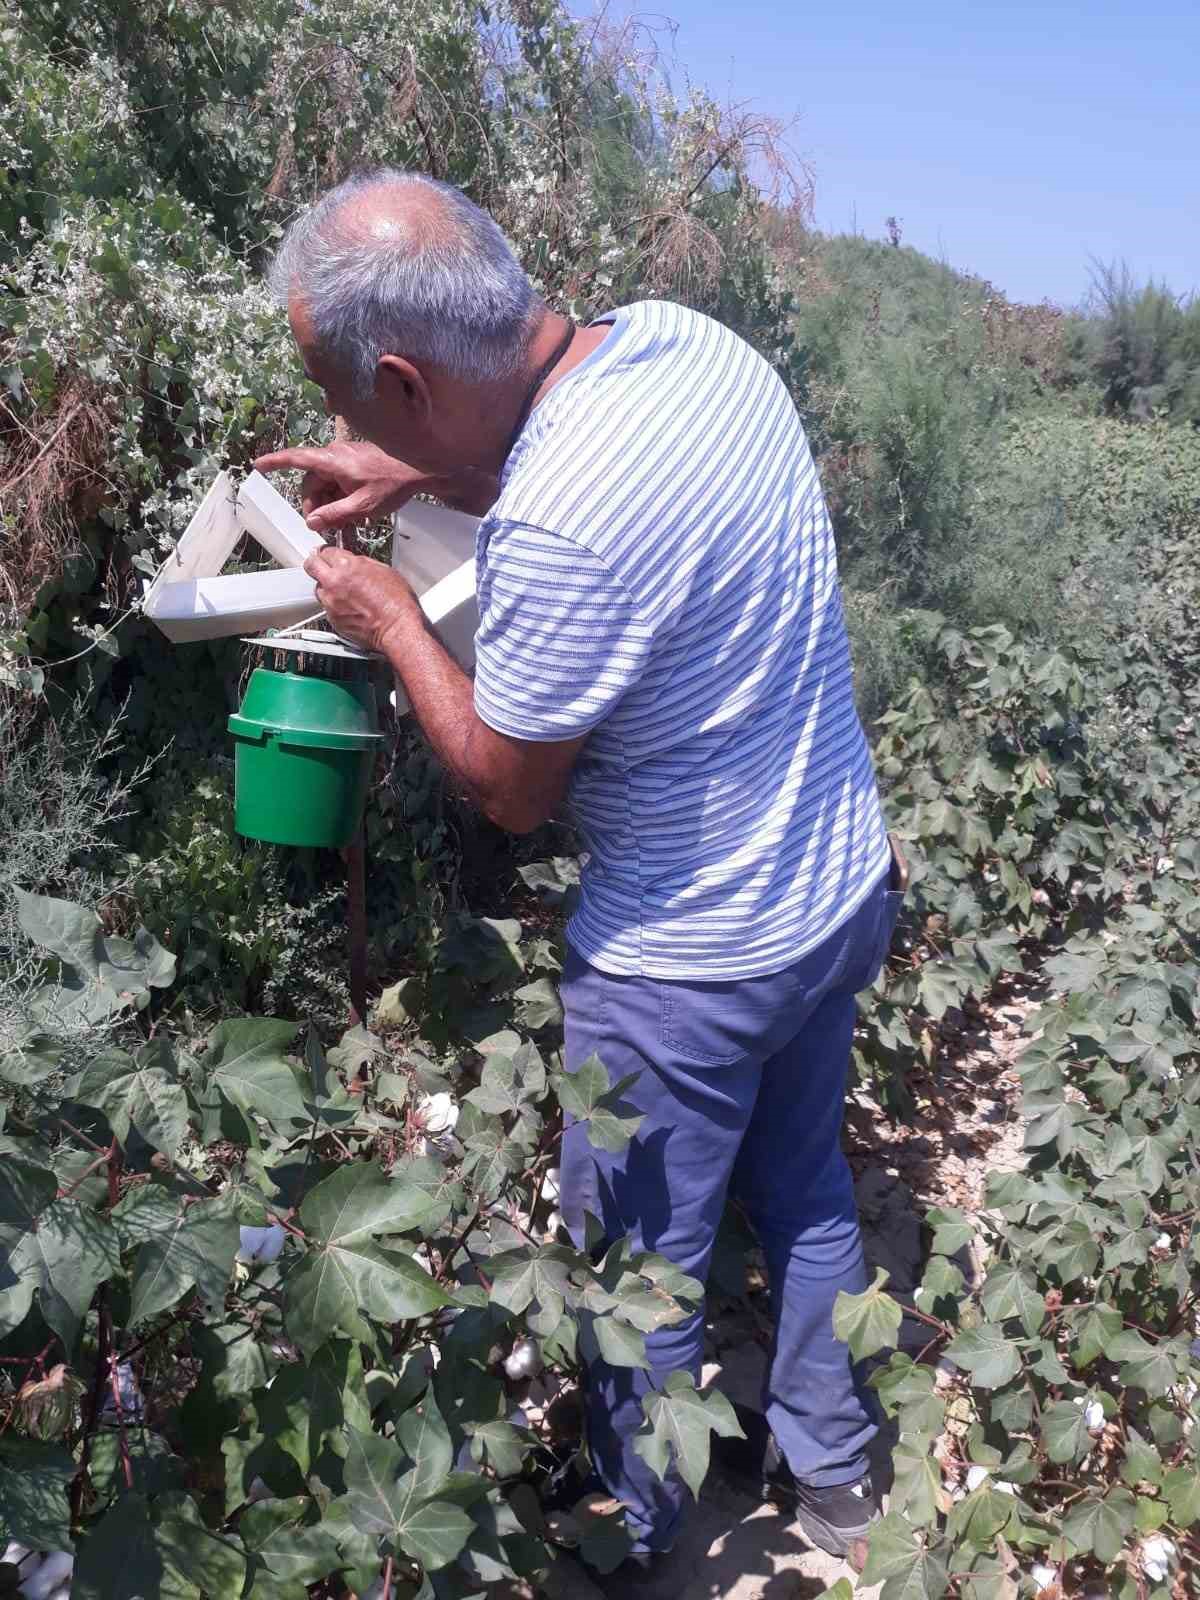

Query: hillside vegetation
2,3,1200,1598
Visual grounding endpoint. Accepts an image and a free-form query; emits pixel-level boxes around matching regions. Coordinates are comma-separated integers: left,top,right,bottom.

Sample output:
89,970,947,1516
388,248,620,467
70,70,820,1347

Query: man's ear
376,354,432,424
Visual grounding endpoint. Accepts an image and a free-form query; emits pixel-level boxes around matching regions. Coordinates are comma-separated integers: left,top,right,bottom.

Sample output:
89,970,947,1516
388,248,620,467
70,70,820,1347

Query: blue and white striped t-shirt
473,299,889,979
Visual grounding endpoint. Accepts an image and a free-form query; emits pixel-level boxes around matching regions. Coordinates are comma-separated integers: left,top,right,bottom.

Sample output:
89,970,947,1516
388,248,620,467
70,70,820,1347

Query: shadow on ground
544,1411,896,1600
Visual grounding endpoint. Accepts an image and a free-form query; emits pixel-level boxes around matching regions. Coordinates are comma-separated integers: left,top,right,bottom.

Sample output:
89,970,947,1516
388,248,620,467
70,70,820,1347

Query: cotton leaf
554,1055,645,1152
203,1018,307,1129
396,1393,453,1502
0,1438,75,1551
239,1496,341,1597
74,1039,189,1158
1062,1488,1136,1564
129,1192,240,1326
944,1323,1022,1389
833,1267,903,1361
73,1491,245,1599
286,1162,451,1353
632,1371,743,1499
4,1200,121,1347
468,1419,535,1478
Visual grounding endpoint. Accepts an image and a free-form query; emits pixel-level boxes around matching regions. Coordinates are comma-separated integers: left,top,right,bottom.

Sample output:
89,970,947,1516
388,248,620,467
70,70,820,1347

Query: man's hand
303,546,419,654
254,442,501,531
254,442,440,534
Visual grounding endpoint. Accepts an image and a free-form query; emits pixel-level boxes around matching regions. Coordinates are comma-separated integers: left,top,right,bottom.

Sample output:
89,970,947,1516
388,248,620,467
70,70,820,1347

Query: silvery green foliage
0,697,144,1057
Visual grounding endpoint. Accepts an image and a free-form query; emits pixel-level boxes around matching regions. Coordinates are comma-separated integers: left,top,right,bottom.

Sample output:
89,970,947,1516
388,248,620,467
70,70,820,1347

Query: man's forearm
380,601,496,815
301,545,582,833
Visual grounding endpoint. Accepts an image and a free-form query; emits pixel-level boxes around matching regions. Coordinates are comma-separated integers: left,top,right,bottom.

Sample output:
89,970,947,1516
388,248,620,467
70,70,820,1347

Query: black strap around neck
504,319,576,463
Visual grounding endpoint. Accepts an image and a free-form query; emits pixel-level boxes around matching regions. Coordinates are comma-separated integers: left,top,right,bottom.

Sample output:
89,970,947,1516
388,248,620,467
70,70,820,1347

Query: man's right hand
253,442,500,533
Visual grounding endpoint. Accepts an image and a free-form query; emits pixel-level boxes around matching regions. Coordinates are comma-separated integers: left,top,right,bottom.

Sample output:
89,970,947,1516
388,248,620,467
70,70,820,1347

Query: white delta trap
141,467,480,699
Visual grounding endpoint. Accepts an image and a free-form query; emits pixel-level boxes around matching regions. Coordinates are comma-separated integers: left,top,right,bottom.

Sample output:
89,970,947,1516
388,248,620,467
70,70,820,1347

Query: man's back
474,299,888,978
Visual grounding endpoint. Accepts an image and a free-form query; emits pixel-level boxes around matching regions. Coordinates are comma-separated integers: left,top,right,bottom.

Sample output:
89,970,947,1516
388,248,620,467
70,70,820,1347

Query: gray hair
268,170,539,397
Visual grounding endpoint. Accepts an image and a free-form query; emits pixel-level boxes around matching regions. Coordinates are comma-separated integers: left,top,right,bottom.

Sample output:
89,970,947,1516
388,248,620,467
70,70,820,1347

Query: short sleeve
473,521,654,742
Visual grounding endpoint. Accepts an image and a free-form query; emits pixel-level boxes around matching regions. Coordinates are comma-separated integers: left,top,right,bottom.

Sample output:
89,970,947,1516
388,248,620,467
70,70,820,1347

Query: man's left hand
303,547,419,654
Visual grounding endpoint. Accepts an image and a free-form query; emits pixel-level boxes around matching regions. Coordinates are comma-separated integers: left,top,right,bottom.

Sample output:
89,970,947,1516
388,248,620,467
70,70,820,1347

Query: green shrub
1065,264,1200,425
0,687,147,1056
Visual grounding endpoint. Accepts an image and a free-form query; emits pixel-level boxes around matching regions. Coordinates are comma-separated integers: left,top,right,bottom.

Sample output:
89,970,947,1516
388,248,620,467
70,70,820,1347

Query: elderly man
258,168,901,1568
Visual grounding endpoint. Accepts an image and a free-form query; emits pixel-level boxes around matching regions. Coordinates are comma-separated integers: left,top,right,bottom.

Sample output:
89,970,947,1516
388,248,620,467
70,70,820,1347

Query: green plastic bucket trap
228,662,382,848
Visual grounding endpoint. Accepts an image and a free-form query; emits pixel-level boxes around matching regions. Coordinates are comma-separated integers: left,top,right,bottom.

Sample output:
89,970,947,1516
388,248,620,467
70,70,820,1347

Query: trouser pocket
851,837,908,994
860,888,904,992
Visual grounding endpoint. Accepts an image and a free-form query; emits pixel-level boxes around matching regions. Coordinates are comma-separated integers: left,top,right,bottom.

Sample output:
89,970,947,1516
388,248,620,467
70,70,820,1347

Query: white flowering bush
1,0,802,657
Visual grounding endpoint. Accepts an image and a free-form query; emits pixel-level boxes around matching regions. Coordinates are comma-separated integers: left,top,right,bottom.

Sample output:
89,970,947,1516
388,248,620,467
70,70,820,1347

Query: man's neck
522,308,611,411
448,309,612,496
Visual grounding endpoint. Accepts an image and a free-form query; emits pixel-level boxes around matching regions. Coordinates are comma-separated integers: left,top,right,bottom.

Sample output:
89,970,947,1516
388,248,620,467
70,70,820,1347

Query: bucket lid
228,666,383,750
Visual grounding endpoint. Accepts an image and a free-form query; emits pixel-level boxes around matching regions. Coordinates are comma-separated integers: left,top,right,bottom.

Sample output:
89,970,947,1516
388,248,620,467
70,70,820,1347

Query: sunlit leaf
833,1267,903,1361
632,1370,742,1499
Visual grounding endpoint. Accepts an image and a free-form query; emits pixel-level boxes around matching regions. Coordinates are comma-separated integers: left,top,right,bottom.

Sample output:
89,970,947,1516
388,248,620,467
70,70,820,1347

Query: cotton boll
965,1464,990,1492
543,1167,561,1204
1154,1232,1172,1251
418,1093,458,1135
19,1551,74,1600
503,1336,543,1381
1141,1536,1176,1583
238,1224,286,1264
1030,1564,1057,1590
1069,1393,1104,1428
994,1480,1016,1496
544,1209,563,1239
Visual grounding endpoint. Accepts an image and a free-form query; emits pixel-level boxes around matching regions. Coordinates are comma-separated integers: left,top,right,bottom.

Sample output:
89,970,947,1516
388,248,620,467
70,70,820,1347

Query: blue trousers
560,873,901,1552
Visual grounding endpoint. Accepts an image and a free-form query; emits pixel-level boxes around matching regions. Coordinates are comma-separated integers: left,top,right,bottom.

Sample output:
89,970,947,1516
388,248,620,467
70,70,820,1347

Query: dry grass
0,378,113,621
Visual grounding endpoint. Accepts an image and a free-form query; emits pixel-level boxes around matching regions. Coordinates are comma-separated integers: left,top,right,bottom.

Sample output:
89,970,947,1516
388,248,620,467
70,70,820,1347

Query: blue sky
643,0,1198,308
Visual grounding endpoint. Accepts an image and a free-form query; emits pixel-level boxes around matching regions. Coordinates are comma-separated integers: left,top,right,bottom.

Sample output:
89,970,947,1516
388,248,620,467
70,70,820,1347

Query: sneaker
715,1403,877,1557
785,1473,876,1558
